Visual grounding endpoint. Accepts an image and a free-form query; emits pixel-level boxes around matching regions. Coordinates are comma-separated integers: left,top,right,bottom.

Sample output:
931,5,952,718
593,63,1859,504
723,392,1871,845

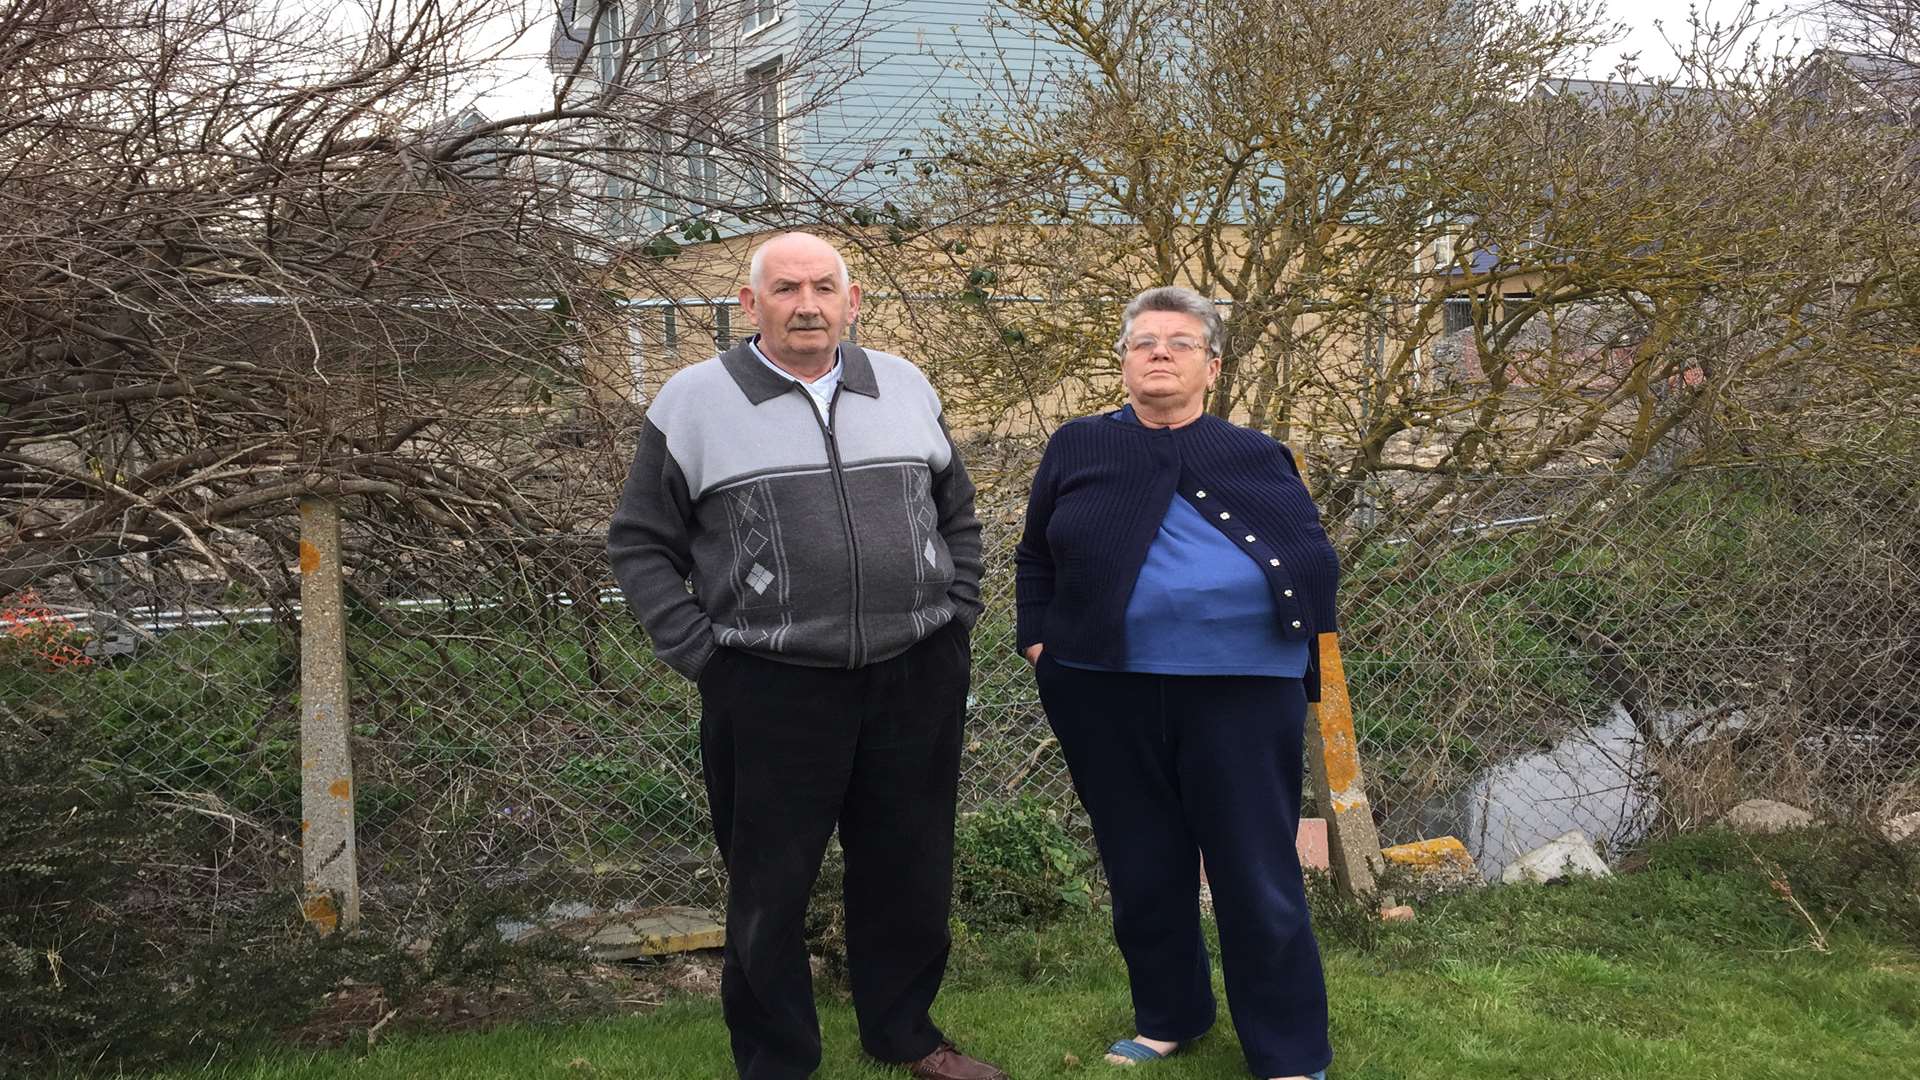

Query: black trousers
1035,658,1332,1079
697,621,970,1080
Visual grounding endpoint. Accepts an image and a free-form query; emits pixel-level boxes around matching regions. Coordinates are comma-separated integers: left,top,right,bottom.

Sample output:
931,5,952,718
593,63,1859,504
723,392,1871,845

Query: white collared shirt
749,337,842,426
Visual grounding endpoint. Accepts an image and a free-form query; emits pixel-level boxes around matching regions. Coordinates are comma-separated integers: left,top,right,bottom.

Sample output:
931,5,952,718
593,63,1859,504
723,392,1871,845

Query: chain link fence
4,459,1916,918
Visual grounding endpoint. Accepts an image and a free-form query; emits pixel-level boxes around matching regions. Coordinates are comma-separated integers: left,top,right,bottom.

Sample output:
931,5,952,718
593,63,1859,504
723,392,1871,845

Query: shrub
0,717,343,1072
953,796,1095,928
1,705,600,1073
801,798,1097,992
0,590,94,672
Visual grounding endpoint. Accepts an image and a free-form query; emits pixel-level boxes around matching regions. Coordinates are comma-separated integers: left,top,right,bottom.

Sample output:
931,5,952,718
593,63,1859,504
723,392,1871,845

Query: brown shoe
904,1041,1010,1080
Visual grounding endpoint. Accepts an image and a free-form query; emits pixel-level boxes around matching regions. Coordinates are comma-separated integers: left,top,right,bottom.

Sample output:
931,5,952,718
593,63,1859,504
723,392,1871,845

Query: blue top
1016,405,1339,699
1058,494,1311,677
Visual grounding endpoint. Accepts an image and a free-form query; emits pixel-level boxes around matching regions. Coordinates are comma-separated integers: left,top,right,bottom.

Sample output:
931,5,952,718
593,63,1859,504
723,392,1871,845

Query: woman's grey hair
1115,286,1225,358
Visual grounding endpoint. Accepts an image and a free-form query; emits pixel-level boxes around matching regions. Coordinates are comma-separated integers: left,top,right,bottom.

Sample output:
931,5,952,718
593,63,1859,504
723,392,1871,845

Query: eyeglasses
1124,336,1209,357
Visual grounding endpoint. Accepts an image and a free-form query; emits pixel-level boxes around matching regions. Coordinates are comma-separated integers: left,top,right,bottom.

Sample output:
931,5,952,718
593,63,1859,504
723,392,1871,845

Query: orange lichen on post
299,540,320,574
303,893,340,935
1315,632,1359,794
328,778,351,800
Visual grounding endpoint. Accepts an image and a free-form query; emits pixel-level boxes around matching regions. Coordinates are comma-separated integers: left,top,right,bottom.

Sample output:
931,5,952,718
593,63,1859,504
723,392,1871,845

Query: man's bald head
748,232,850,294
739,232,861,377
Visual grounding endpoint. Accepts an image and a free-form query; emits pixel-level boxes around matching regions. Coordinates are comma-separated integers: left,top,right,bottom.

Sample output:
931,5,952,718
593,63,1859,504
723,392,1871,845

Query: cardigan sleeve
1012,434,1061,652
607,417,717,681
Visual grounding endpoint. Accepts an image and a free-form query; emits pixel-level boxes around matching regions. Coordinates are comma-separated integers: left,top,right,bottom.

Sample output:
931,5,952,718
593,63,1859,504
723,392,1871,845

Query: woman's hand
1023,643,1044,666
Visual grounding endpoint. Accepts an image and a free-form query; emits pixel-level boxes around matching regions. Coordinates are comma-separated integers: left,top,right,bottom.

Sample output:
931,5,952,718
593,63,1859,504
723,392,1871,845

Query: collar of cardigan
718,338,880,405
1105,403,1222,432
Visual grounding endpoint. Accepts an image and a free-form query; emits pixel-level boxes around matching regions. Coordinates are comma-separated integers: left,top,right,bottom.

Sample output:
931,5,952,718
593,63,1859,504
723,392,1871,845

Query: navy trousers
697,621,970,1079
1035,658,1332,1078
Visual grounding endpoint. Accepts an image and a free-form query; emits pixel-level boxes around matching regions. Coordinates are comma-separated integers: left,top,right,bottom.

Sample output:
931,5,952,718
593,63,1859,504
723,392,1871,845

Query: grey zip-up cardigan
607,340,983,680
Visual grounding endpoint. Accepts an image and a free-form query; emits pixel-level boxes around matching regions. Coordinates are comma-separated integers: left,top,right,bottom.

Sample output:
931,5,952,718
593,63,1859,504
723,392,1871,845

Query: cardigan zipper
811,384,865,668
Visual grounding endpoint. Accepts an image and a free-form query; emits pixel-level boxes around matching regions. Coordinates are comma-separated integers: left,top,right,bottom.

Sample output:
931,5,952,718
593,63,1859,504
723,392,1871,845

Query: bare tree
868,0,1918,529
1813,0,1920,62
0,0,870,602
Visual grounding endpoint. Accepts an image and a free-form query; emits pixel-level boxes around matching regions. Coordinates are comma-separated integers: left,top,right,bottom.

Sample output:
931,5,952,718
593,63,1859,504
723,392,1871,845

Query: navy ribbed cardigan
1015,406,1341,700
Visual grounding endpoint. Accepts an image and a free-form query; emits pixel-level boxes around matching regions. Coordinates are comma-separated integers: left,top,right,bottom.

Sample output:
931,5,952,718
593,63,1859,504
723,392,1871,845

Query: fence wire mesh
4,459,1916,917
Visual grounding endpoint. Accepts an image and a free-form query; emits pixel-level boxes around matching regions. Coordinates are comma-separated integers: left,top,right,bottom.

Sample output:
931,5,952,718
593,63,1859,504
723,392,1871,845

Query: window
1498,292,1534,319
603,137,642,236
684,105,719,214
745,61,784,203
1433,234,1455,270
636,0,667,78
743,0,778,34
592,0,626,85
604,170,633,235
680,0,711,59
603,128,677,236
1442,298,1473,333
641,127,670,230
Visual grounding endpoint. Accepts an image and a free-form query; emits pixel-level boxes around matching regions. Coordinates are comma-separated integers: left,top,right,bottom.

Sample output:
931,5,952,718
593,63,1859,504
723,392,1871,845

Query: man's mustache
787,318,829,330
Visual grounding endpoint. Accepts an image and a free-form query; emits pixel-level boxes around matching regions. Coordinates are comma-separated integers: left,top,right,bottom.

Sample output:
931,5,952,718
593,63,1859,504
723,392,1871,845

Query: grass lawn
153,831,1919,1080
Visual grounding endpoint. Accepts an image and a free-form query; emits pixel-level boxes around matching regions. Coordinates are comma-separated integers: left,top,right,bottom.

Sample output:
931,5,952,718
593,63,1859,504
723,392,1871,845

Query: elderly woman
1015,286,1338,1080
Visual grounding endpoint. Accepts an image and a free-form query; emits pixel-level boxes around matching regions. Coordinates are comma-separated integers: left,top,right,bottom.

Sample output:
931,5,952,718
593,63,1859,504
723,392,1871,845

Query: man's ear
847,281,862,324
738,286,758,325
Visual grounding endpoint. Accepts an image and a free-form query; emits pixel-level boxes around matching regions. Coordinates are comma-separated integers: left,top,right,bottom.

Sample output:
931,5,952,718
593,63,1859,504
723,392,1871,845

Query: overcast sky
1590,0,1818,77
462,1,1824,118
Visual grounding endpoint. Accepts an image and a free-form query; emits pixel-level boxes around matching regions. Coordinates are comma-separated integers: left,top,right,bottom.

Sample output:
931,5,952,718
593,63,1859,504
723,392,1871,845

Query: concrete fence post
1293,458,1386,901
1306,631,1386,900
298,496,359,933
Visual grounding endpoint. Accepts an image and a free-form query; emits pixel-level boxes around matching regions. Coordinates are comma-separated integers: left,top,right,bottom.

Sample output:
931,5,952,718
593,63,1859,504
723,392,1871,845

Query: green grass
145,830,1920,1080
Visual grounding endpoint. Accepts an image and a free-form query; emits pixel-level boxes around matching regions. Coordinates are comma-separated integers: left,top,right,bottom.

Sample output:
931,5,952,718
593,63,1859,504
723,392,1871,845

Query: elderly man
608,233,1002,1080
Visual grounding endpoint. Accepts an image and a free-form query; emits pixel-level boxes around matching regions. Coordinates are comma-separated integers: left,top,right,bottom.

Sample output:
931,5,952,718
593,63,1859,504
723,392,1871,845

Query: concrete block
1884,810,1920,845
511,905,725,960
1721,799,1816,835
1381,836,1482,891
1297,817,1330,871
1500,830,1611,885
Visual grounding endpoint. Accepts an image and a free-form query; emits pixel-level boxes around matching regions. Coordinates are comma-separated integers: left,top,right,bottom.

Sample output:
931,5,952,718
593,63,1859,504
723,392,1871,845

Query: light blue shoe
1106,1038,1174,1063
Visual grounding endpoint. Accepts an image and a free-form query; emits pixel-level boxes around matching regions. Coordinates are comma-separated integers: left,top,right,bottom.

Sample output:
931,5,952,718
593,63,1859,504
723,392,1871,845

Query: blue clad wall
556,1,1082,234
783,0,1076,211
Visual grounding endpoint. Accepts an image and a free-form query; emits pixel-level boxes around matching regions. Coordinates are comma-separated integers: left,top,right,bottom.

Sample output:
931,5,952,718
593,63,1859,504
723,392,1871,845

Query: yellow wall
583,226,1475,440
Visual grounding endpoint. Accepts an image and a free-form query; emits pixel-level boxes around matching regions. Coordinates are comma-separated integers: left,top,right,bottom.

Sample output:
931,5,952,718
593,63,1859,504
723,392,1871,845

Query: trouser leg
699,649,860,1080
1176,676,1331,1079
839,621,969,1062
1037,659,1216,1043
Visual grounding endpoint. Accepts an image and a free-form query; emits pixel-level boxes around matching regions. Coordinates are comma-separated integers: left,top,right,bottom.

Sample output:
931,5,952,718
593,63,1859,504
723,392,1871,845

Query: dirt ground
289,950,724,1048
